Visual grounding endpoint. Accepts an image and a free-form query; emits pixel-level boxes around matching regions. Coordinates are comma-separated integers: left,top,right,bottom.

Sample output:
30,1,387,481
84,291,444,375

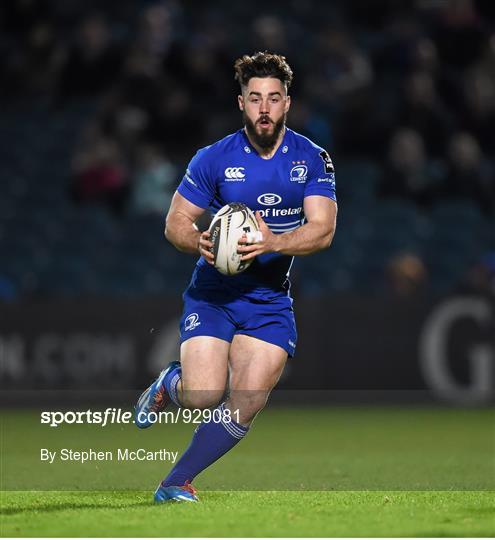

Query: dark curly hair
234,51,293,90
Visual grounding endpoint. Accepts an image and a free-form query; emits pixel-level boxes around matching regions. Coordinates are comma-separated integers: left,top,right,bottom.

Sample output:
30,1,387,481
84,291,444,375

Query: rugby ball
208,203,261,276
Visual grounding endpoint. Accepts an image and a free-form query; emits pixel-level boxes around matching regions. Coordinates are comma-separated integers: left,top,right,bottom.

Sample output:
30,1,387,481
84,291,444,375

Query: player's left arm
239,195,337,259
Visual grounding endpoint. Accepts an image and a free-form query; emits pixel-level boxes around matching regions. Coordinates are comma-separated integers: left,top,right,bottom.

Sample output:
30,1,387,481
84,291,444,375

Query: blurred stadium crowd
0,0,494,300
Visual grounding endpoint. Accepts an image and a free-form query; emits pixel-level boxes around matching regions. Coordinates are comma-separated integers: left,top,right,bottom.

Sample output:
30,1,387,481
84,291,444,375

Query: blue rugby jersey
177,127,336,297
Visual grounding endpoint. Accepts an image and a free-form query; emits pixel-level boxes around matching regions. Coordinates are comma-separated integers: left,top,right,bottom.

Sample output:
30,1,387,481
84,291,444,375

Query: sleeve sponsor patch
319,150,334,174
317,174,335,185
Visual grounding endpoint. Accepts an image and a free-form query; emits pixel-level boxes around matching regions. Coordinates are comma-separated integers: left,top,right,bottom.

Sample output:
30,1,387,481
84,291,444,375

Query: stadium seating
0,101,492,298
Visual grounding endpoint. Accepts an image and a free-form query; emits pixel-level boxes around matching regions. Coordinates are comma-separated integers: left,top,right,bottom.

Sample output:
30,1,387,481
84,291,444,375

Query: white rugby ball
208,203,261,276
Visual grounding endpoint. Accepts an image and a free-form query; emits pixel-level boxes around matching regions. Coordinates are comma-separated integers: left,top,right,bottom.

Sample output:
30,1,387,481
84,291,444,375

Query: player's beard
244,113,286,151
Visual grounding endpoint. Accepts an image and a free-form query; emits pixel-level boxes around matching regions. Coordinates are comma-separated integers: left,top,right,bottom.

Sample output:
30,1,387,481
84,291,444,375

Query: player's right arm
166,147,217,263
165,192,214,263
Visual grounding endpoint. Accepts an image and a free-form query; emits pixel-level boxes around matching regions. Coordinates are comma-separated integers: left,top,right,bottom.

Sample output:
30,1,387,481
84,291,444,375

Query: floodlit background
0,1,494,409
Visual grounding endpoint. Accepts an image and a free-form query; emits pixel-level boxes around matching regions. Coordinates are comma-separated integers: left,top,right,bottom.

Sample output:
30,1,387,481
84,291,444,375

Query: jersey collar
240,127,289,160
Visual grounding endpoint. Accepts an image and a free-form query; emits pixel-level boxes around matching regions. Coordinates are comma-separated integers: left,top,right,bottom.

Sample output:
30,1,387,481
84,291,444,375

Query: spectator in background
410,36,464,114
412,38,439,75
461,67,495,156
288,100,333,150
97,48,163,154
378,128,441,208
137,3,174,59
398,70,454,157
110,100,150,157
58,14,123,100
90,61,158,162
307,28,373,111
148,82,204,161
160,34,233,144
385,252,429,298
440,132,494,216
306,27,373,155
432,0,485,70
130,144,177,216
20,20,64,96
130,2,178,78
251,15,289,54
71,127,129,216
1,18,64,97
460,252,495,296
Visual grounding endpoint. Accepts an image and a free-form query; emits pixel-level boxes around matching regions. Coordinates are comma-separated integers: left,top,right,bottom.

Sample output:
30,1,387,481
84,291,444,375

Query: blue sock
163,362,182,406
162,403,248,487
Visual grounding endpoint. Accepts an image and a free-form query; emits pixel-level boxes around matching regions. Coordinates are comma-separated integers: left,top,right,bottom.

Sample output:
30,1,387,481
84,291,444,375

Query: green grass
1,490,494,537
1,407,494,536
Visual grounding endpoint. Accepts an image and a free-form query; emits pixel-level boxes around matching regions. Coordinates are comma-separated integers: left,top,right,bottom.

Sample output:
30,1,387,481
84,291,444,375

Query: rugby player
135,52,337,502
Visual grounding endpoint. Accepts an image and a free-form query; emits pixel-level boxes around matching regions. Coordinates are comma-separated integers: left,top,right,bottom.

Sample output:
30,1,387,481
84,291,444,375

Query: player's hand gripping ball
208,203,261,275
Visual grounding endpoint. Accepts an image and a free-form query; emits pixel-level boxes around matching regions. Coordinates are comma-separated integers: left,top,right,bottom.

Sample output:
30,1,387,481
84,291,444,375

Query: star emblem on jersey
290,164,308,183
224,167,246,181
257,193,282,206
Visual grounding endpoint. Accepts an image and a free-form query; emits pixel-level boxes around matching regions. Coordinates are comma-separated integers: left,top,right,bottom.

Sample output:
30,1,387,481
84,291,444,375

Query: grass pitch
2,490,494,537
1,406,494,536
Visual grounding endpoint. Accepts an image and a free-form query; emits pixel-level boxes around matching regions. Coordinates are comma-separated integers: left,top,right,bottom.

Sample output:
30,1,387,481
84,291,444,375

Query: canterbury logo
224,167,245,179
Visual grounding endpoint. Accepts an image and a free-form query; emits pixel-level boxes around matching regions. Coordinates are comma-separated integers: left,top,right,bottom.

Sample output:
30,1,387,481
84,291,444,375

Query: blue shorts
179,285,297,357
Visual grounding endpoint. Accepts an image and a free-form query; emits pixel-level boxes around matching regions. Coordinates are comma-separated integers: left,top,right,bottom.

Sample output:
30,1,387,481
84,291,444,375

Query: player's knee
229,391,268,424
180,388,224,410
237,401,266,424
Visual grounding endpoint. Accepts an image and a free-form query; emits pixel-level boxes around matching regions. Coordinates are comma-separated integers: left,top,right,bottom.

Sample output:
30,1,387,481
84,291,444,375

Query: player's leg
153,305,237,502
224,294,295,426
156,296,295,501
226,334,288,426
156,336,287,501
155,336,238,500
169,299,236,410
135,298,234,428
154,336,231,502
177,336,229,409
